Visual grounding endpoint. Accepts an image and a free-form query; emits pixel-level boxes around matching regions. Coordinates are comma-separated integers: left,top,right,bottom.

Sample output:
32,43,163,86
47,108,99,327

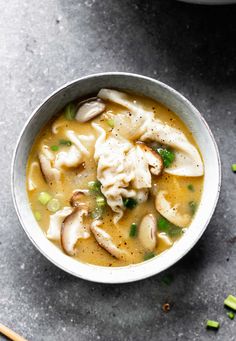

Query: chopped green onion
168,225,183,237
158,216,182,237
34,211,41,221
157,148,175,168
50,145,59,151
189,201,197,215
96,196,106,207
206,320,220,329
59,139,72,146
227,311,235,320
158,217,170,232
91,207,104,219
123,198,138,209
161,274,174,285
232,164,236,172
144,252,155,261
224,295,236,311
107,119,115,128
187,184,194,192
38,192,52,205
47,198,60,212
64,103,76,120
88,180,102,193
129,223,137,237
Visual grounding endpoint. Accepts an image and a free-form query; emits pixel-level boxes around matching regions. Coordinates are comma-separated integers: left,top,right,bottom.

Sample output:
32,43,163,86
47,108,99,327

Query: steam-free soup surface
27,89,203,267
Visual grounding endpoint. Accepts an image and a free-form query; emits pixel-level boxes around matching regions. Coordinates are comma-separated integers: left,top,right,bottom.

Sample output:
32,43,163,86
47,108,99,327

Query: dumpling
98,88,153,140
127,143,163,189
98,89,204,177
65,130,91,157
92,123,135,223
92,125,158,223
54,145,83,169
38,145,61,183
140,120,204,177
98,88,147,113
54,130,92,169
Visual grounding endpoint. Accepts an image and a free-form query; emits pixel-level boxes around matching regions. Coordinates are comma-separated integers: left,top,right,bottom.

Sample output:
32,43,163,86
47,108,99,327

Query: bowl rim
11,72,221,283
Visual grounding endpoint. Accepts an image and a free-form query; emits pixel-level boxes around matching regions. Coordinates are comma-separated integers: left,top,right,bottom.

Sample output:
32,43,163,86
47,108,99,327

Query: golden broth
27,91,203,267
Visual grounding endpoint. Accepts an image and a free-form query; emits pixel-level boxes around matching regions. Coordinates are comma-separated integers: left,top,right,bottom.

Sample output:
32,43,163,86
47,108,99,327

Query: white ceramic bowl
11,73,221,284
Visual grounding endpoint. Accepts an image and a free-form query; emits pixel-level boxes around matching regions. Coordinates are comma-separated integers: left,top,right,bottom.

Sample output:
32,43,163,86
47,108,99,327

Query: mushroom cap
75,98,105,123
90,220,127,259
139,213,157,251
61,208,90,256
155,190,191,228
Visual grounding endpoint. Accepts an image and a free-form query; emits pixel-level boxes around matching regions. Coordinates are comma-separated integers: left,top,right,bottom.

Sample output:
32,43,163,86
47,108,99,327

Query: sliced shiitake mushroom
75,97,106,123
47,207,73,240
139,213,157,251
61,208,90,256
70,190,89,209
138,142,163,176
90,220,127,259
155,190,191,228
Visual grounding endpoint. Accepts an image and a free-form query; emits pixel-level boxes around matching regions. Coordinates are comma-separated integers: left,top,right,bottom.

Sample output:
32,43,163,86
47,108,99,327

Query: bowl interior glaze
12,73,221,283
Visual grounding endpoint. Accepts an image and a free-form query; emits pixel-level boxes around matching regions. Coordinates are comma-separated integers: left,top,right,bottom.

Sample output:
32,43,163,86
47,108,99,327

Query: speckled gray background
0,1,236,340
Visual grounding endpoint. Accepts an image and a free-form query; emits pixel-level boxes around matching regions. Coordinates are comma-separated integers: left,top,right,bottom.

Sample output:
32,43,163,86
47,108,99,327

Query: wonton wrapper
98,89,204,177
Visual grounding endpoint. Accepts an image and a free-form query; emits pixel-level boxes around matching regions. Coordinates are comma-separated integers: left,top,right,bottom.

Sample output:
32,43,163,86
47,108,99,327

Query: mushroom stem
75,98,106,122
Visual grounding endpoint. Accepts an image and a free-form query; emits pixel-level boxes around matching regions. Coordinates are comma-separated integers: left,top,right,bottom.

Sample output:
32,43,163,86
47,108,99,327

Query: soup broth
27,89,204,267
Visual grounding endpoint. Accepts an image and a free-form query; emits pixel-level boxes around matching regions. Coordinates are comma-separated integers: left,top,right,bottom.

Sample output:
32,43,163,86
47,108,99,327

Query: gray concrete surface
0,0,236,340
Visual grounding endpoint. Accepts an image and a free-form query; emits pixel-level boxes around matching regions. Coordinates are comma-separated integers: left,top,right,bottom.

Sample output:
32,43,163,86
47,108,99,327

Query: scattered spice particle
162,303,171,313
